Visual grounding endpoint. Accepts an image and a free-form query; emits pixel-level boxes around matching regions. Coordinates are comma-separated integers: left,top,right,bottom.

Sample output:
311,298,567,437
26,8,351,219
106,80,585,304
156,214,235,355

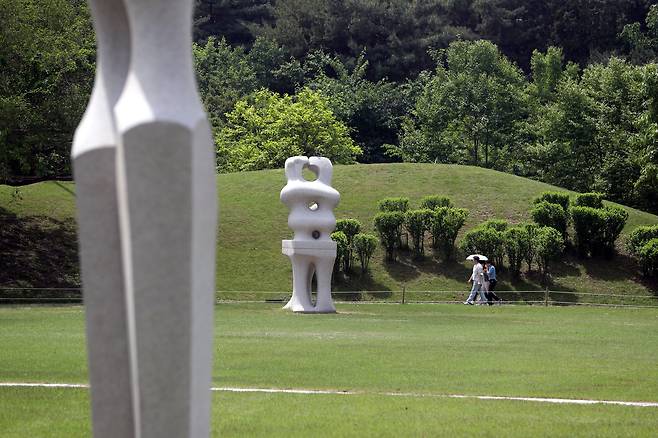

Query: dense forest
2,0,658,211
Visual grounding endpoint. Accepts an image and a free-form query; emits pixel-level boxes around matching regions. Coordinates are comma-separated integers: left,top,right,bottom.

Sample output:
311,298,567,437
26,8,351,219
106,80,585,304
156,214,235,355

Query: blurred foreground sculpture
73,0,217,437
281,156,340,313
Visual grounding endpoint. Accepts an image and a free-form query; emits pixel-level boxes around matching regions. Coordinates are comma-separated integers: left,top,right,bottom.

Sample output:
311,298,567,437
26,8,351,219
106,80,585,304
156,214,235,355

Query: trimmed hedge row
531,191,628,259
374,196,469,261
331,218,378,275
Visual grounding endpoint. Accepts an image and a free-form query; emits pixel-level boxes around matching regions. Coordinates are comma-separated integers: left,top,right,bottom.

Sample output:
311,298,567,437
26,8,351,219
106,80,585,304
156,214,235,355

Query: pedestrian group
464,256,502,305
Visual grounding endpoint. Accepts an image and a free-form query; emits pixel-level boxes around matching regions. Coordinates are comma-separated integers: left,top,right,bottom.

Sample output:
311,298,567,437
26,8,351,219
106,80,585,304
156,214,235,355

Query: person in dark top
484,261,502,305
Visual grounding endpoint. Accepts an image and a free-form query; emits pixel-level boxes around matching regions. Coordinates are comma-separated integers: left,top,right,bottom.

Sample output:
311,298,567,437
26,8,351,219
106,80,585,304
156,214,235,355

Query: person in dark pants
485,262,502,305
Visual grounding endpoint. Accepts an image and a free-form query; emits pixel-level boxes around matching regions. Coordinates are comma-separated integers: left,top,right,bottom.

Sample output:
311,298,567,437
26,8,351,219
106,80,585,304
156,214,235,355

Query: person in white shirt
464,257,486,305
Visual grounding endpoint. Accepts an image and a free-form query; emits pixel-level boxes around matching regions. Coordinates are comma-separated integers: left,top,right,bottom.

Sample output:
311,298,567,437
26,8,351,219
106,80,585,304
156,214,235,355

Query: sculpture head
280,156,340,241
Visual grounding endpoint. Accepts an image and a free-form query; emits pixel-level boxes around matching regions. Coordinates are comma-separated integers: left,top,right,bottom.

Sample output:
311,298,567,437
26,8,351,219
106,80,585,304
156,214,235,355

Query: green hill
2,163,658,302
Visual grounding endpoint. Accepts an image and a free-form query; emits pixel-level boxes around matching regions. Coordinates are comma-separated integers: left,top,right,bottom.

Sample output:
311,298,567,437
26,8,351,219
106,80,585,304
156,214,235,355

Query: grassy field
1,303,657,436
2,163,658,300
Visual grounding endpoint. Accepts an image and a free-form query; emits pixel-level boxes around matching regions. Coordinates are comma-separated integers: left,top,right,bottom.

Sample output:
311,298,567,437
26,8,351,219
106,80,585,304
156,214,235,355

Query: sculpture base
282,240,337,313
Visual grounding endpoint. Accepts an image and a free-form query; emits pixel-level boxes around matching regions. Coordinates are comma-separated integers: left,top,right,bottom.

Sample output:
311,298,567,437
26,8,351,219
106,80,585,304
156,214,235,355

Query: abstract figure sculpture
72,1,133,436
281,156,340,313
73,0,217,437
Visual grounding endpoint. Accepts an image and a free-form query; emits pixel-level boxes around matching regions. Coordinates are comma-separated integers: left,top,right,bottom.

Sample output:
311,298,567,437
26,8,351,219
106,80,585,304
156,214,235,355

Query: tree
420,195,453,210
570,205,628,258
308,53,416,163
335,218,361,272
430,207,469,260
193,37,259,133
394,40,529,169
215,88,360,172
547,0,650,66
259,0,472,82
535,226,564,283
638,238,658,276
527,76,599,192
374,211,405,261
353,233,378,273
533,191,570,212
574,192,605,209
503,226,529,278
193,0,273,46
378,197,409,213
460,225,505,268
1,0,94,182
246,36,295,93
522,222,540,270
405,209,433,259
621,3,658,63
627,224,658,256
528,47,566,104
331,231,349,276
530,201,569,239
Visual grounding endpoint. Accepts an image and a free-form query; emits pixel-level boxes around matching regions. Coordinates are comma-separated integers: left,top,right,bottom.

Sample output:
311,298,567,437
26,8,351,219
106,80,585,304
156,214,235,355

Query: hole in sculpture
310,270,317,306
308,202,319,211
302,166,319,182
312,230,321,239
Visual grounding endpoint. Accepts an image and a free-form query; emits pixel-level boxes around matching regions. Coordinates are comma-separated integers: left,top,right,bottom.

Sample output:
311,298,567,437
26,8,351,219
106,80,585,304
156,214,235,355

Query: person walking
464,256,485,305
485,261,502,305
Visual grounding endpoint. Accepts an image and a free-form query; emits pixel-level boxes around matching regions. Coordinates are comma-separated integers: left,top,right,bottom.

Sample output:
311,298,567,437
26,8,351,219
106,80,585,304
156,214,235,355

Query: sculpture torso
280,156,340,242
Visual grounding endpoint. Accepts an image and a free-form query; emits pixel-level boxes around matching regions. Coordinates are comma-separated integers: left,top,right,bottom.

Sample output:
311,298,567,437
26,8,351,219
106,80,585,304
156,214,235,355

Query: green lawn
1,303,657,436
2,163,658,299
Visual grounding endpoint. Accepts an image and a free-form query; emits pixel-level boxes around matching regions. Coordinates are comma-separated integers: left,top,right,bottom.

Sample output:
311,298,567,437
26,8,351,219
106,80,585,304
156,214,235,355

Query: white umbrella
466,254,488,261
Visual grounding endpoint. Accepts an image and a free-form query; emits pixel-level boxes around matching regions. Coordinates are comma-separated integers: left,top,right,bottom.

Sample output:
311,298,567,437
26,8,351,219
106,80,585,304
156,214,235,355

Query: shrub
571,205,628,257
574,192,605,209
535,226,565,282
531,201,568,238
601,206,629,258
331,231,349,275
570,206,605,257
335,219,362,240
378,197,410,212
353,233,378,273
638,238,658,276
460,226,504,267
482,219,509,232
404,209,434,258
335,219,362,272
627,225,658,256
419,195,452,210
374,211,405,261
522,222,540,270
533,191,571,212
503,227,530,278
430,207,469,260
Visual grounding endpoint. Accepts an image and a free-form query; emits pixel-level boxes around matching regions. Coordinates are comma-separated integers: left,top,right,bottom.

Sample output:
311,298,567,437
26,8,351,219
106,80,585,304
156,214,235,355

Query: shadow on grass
579,252,658,293
334,271,392,300
0,207,80,297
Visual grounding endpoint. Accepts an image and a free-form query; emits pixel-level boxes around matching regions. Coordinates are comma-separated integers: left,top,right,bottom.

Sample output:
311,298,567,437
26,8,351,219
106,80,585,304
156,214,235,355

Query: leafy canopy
215,88,361,172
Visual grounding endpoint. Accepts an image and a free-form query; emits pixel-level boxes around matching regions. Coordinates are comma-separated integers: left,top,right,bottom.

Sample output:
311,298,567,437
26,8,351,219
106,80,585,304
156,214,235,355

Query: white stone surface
74,0,217,437
281,156,340,313
114,1,217,437
71,1,134,436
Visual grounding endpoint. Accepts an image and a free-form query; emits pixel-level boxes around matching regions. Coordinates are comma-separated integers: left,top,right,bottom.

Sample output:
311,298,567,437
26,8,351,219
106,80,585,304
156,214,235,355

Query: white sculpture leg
314,256,336,313
281,157,340,313
114,1,217,437
72,1,134,436
283,253,314,311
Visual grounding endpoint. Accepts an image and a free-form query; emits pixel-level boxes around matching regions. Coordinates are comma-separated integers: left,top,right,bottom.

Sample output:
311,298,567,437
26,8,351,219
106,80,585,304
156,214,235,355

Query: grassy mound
1,163,658,300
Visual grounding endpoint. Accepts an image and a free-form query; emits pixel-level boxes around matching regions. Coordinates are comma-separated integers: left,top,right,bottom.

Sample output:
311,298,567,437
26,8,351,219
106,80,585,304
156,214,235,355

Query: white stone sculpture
281,156,340,313
73,0,217,437
72,1,134,437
